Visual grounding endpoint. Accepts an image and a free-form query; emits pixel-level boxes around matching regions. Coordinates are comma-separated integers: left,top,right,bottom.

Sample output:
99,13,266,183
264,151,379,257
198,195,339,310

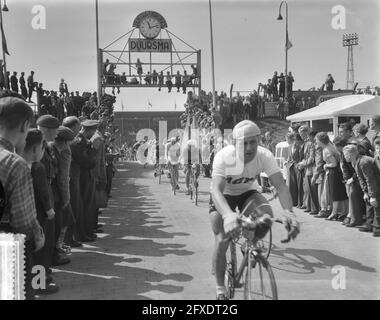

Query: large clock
139,16,161,39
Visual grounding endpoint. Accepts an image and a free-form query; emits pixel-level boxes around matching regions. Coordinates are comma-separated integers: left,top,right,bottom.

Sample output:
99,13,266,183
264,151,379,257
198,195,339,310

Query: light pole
95,0,101,106
208,0,217,111
0,0,9,76
277,1,288,101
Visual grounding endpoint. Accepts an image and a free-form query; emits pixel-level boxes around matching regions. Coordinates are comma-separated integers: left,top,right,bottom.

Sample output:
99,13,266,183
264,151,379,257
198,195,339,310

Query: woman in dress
315,132,348,220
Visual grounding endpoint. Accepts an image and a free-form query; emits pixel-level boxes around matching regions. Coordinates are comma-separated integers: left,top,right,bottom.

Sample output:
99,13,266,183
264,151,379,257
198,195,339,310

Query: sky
3,0,380,111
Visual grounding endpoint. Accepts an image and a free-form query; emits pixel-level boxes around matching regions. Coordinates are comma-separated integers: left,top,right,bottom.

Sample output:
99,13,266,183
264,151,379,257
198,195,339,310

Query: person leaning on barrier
343,144,380,237
0,94,44,299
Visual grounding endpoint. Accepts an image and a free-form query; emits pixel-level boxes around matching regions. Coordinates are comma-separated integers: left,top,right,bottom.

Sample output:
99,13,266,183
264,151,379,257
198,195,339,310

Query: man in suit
27,71,35,102
296,125,308,209
343,144,380,237
91,120,107,234
10,71,18,93
19,72,28,99
298,128,319,214
75,120,98,240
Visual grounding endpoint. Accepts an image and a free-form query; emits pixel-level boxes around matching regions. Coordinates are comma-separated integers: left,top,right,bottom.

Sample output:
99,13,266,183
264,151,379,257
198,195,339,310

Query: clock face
139,17,161,39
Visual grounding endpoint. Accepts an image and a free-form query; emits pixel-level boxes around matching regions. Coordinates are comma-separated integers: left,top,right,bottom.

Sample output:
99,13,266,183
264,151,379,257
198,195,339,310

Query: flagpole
0,0,7,75
208,0,217,111
285,1,288,101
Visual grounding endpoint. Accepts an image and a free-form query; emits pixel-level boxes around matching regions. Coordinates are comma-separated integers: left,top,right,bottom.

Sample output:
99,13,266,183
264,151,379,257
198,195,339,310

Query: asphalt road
42,161,380,300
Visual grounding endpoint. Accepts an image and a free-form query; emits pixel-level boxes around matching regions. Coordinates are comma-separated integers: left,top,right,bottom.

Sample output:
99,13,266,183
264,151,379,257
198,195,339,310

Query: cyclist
209,120,300,300
165,136,181,190
180,139,201,195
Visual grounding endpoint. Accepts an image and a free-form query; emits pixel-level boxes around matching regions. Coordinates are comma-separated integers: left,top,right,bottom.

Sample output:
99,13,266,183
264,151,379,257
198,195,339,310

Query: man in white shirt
210,120,300,300
165,137,181,190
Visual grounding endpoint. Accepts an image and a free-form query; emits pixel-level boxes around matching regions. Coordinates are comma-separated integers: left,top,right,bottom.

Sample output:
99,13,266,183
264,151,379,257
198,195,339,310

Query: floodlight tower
342,33,359,90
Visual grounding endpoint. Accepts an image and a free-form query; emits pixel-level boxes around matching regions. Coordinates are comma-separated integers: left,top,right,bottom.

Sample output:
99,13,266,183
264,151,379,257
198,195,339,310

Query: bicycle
189,164,200,205
168,163,179,195
225,211,292,300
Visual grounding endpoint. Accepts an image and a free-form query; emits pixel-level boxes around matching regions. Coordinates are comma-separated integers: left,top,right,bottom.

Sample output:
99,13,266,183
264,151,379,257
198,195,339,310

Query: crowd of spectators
281,117,380,240
0,87,120,300
102,58,199,95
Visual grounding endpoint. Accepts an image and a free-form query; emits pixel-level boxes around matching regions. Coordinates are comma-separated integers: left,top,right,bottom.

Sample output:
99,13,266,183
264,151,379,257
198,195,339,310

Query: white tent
286,94,380,122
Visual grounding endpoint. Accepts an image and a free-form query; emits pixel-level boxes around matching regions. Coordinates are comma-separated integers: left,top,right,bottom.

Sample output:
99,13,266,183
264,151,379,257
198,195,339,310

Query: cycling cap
170,137,177,142
232,120,261,140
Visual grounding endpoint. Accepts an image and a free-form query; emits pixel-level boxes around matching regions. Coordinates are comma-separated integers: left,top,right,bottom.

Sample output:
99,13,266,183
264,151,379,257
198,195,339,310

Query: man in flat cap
91,120,107,233
53,126,79,253
0,93,45,299
70,119,98,241
37,114,71,271
62,116,84,246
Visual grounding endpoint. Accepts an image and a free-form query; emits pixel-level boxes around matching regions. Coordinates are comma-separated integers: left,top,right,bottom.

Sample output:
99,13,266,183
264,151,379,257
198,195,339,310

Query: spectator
190,64,198,84
27,71,35,102
53,126,76,255
298,127,319,214
158,71,164,91
285,132,301,206
279,73,285,99
352,123,373,156
335,137,366,227
287,72,294,98
343,144,380,236
182,70,190,94
315,132,348,220
370,114,380,148
20,129,59,295
59,79,69,97
325,74,335,91
79,120,99,240
4,71,10,90
166,72,173,93
19,72,28,99
0,95,44,300
175,71,182,92
152,70,158,85
311,133,325,215
271,71,278,101
10,71,18,93
136,58,143,83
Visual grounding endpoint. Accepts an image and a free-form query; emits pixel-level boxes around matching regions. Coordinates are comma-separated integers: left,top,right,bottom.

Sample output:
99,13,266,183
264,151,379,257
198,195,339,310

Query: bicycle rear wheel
244,253,278,300
225,241,237,299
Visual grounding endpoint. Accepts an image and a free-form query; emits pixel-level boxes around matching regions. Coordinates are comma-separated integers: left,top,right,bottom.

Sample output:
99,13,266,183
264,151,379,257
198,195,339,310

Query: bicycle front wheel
244,253,278,300
225,241,237,299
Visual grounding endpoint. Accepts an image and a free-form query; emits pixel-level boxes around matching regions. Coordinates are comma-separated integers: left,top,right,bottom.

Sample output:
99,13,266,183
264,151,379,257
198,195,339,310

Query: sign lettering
129,39,172,52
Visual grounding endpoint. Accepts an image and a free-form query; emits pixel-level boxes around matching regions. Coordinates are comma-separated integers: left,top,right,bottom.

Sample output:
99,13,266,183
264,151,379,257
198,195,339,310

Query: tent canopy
286,94,380,122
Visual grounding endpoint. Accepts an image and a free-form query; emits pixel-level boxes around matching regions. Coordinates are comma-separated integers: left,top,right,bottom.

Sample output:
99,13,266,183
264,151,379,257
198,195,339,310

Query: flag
286,30,293,50
121,98,125,111
0,19,9,55
174,101,177,110
148,100,152,109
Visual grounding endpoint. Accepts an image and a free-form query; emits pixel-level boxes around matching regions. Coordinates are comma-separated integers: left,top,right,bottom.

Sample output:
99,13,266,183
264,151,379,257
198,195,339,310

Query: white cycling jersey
165,142,181,165
211,145,280,196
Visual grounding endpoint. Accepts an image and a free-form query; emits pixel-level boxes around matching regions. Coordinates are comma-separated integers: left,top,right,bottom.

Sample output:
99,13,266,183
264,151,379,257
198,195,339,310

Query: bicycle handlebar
237,215,293,244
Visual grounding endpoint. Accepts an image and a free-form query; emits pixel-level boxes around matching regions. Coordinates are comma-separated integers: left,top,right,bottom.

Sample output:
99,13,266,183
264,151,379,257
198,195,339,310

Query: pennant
0,19,9,55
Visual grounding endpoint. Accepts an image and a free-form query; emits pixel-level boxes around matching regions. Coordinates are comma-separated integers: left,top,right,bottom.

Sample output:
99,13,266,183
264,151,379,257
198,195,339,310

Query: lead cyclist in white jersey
165,137,181,189
209,120,300,300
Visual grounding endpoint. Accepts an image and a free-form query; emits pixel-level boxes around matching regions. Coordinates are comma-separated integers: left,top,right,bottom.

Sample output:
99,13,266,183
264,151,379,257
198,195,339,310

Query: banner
129,39,172,52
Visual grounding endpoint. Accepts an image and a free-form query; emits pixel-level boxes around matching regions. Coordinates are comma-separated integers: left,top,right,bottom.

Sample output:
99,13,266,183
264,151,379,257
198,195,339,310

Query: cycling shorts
209,190,273,219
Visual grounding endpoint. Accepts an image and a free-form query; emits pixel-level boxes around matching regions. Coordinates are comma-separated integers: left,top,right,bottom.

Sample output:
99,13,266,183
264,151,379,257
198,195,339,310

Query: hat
372,114,380,124
232,120,261,140
36,114,60,129
82,120,99,128
104,132,111,138
170,137,177,142
57,126,75,141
